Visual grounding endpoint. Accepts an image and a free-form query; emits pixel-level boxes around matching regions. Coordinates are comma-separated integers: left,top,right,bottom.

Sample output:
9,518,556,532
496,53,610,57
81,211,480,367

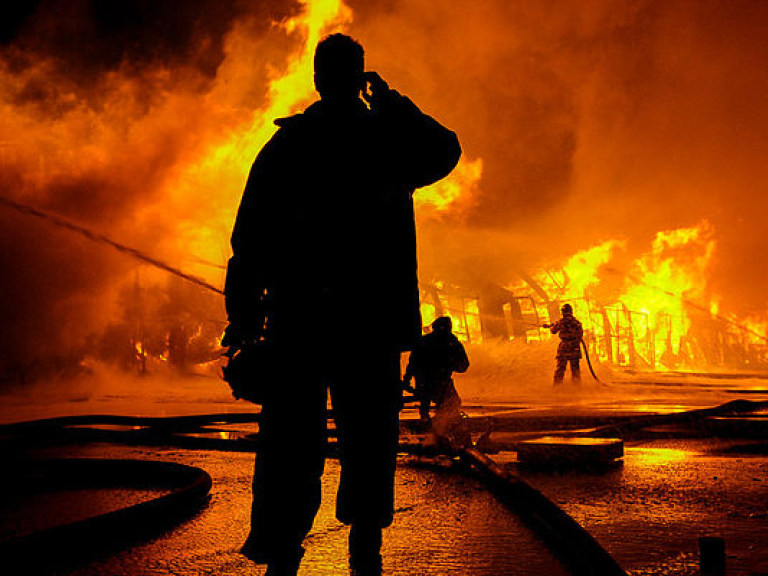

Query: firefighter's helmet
431,316,453,333
561,303,573,316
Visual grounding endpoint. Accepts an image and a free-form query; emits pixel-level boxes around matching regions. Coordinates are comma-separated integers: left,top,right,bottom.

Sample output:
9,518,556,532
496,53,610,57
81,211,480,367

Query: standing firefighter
403,316,470,441
223,34,461,576
544,303,584,385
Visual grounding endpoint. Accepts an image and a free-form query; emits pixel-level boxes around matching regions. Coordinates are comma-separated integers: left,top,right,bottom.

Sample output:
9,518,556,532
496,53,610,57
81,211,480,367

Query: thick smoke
348,0,768,315
0,0,296,377
2,0,768,383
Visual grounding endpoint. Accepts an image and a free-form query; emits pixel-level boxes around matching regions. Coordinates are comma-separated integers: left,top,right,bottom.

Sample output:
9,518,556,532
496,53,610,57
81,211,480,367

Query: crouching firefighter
543,303,583,386
403,316,470,443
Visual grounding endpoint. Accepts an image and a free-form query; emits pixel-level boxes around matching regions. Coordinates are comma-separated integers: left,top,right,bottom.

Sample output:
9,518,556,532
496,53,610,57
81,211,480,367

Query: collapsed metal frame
420,280,768,372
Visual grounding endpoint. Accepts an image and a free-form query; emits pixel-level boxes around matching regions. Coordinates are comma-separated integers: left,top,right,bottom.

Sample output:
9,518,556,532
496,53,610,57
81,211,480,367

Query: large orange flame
513,220,764,370
168,0,353,282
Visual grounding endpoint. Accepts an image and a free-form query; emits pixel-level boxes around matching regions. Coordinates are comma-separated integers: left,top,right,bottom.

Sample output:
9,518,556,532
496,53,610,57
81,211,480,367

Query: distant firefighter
543,303,584,385
403,316,469,440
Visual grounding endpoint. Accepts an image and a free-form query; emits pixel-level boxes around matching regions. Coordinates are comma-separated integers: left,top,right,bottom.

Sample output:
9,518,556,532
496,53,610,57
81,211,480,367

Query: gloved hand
362,71,391,110
221,323,247,349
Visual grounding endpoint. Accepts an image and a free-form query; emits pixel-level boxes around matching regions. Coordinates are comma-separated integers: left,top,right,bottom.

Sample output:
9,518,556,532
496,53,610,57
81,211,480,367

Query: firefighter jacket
550,315,584,360
224,91,461,351
404,330,469,402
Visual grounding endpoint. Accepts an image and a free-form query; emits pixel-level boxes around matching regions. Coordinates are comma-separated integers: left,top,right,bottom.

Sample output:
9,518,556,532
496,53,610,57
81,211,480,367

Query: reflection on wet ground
13,436,768,575
516,439,768,576
29,444,568,576
4,374,768,575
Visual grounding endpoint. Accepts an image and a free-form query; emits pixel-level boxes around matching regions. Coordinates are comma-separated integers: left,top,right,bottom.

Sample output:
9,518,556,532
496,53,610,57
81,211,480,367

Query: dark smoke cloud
3,1,245,78
348,0,768,315
0,0,297,377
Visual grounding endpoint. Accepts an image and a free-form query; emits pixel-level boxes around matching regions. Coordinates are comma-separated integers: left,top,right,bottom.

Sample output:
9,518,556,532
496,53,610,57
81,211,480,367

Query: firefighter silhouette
223,34,461,576
544,303,583,385
403,316,470,443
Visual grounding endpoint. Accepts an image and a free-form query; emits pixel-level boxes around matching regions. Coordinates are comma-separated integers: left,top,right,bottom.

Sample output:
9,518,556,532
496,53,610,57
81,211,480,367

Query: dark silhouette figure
544,303,583,385
403,316,469,442
223,34,461,576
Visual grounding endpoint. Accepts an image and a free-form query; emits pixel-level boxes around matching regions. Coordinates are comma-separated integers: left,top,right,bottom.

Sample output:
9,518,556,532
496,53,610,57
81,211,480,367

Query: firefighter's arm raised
542,321,561,334
364,71,461,189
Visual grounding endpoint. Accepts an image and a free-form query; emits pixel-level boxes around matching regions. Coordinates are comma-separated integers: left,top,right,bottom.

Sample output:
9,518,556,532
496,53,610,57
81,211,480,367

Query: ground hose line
459,446,627,576
4,412,631,575
15,399,762,576
0,458,212,572
585,398,768,438
0,412,261,432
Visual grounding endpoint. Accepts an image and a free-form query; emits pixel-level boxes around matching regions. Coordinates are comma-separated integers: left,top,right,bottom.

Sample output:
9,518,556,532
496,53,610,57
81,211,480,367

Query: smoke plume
2,0,768,381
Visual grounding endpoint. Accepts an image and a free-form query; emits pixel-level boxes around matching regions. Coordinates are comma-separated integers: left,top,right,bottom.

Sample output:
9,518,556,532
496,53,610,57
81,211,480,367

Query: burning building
1,0,768,382
421,219,768,372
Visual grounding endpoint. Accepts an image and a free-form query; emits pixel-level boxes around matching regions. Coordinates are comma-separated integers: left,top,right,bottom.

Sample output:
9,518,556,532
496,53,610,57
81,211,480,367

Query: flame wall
2,0,768,379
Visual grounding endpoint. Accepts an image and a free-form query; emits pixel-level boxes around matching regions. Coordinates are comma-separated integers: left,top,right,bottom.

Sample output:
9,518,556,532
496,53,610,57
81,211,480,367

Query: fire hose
3,412,629,576
581,338,601,382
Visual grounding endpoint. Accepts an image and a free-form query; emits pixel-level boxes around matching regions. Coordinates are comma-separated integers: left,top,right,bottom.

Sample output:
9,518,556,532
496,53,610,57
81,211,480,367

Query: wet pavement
15,444,568,576
2,486,168,542
507,438,768,576
3,372,768,575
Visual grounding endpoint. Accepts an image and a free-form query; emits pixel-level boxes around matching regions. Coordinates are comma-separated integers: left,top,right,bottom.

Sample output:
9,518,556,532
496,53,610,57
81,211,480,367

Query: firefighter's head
314,34,365,103
561,303,573,317
431,316,453,334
